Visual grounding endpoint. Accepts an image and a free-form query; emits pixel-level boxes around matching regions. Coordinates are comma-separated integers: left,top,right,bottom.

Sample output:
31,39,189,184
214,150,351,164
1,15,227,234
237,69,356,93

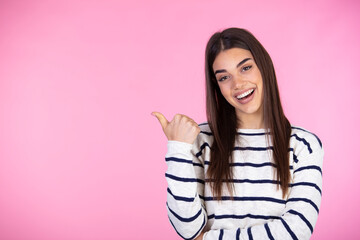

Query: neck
236,110,264,129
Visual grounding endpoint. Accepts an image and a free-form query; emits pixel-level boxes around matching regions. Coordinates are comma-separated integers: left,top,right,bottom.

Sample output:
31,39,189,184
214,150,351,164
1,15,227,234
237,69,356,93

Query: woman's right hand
152,112,200,144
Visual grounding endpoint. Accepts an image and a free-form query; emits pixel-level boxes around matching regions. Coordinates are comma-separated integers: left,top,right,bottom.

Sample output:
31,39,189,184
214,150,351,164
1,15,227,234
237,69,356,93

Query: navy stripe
248,228,253,240
165,173,205,184
200,127,319,149
239,132,268,136
165,157,204,168
294,165,322,175
195,141,297,159
264,223,274,240
193,162,204,168
228,179,279,184
289,148,299,163
219,229,224,240
200,130,269,136
280,218,298,240
205,160,273,167
167,202,202,222
203,196,317,217
230,162,276,167
167,188,195,202
205,178,281,185
168,214,206,240
232,162,293,170
167,174,319,195
196,142,211,157
291,126,322,148
203,196,285,204
288,209,313,233
293,153,299,163
200,131,213,136
208,213,281,221
234,146,273,151
204,178,319,194
198,123,208,126
287,198,319,213
291,134,313,154
166,157,192,164
199,126,322,150
204,160,294,170
236,228,240,240
291,182,322,195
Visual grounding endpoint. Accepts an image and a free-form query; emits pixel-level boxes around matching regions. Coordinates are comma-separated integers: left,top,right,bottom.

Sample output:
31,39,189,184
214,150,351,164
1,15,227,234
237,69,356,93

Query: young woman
152,28,324,240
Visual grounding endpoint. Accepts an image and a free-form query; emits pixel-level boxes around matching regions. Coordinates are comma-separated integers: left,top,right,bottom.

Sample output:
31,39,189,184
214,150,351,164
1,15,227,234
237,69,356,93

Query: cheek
218,82,231,93
258,84,264,102
219,85,232,100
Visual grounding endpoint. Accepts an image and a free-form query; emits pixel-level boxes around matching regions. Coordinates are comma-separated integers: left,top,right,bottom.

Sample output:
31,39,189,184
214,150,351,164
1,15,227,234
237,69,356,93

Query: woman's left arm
202,143,324,240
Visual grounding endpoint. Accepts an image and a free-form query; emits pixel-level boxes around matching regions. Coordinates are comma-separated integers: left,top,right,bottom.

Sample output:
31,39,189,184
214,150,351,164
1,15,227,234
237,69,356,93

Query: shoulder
198,122,212,134
290,125,323,156
182,122,212,162
197,122,214,141
192,122,213,150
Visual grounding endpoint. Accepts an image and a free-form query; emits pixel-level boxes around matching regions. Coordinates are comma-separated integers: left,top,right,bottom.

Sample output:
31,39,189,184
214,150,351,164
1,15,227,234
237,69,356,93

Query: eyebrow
214,58,252,75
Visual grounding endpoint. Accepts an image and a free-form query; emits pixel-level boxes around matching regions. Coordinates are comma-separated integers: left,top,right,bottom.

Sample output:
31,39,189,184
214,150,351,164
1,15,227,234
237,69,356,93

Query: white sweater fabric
165,123,324,240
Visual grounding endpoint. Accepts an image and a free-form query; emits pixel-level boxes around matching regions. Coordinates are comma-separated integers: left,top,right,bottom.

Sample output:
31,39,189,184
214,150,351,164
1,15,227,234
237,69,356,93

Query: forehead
212,48,253,71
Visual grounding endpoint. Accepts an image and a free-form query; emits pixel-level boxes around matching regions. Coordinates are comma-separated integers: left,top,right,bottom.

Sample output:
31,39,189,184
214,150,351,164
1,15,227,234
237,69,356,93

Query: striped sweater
165,123,324,240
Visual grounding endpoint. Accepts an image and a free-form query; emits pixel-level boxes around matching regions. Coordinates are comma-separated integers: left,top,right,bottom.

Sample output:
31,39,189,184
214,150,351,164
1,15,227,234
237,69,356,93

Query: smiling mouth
236,89,255,100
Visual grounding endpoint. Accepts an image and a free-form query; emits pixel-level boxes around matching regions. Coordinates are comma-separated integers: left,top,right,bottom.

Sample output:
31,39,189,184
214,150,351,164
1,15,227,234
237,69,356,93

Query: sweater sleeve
202,145,324,240
165,140,207,240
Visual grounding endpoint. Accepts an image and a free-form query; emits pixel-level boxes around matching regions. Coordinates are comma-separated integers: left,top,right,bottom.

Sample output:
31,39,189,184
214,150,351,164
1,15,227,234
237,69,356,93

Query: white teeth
236,89,254,99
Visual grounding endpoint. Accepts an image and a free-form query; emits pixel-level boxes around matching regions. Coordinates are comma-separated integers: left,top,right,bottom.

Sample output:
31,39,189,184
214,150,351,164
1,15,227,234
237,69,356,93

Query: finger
151,112,169,130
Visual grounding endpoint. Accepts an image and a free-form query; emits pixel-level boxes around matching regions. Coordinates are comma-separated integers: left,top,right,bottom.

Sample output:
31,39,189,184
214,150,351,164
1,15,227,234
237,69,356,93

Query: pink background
0,0,359,239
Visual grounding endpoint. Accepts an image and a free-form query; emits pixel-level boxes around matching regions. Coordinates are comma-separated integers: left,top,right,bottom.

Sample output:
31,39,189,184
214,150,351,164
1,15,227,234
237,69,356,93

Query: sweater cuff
166,140,194,158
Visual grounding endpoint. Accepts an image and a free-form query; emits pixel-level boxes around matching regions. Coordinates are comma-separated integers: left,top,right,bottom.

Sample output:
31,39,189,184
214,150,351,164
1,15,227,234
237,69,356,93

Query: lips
235,88,255,100
236,89,255,100
233,87,256,105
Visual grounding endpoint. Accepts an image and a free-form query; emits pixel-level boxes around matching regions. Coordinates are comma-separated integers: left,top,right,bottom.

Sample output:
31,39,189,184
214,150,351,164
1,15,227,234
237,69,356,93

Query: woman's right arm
153,112,207,240
165,140,207,239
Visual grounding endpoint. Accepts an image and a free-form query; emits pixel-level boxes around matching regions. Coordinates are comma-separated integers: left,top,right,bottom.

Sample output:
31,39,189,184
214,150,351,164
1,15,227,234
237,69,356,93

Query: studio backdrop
0,0,359,239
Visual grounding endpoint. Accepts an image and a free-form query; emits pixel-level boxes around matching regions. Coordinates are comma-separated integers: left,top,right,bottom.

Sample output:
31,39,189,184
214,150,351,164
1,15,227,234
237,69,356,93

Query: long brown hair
205,28,291,199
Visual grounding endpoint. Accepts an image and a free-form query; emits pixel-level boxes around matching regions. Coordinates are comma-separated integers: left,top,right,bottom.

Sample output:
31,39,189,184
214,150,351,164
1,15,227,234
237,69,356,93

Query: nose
232,74,246,90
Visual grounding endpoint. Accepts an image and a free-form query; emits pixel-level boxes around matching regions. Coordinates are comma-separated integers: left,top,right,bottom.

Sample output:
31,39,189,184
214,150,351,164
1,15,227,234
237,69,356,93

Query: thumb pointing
151,112,169,130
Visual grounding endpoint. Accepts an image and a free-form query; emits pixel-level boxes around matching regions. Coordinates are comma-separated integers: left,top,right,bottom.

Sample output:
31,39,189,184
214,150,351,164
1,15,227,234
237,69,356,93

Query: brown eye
242,65,252,72
218,76,229,82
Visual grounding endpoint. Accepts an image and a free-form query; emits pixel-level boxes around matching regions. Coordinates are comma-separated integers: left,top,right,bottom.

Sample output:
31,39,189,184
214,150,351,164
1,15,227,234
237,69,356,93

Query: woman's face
212,48,264,127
